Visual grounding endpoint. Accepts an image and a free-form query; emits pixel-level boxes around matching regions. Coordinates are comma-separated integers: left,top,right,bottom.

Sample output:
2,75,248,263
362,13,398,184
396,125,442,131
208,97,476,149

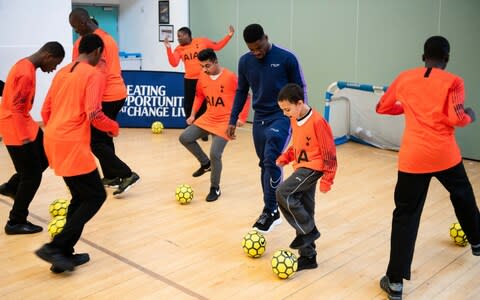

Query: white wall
118,0,189,71
73,0,119,4
0,0,189,120
0,0,72,121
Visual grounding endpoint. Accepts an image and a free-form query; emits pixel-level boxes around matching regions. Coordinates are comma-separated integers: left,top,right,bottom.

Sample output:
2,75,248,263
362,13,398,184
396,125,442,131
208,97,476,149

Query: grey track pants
179,124,228,188
276,167,323,257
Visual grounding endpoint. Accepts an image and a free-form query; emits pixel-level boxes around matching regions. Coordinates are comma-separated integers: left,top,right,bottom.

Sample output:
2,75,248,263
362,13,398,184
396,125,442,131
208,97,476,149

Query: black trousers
386,161,480,281
183,78,206,124
6,129,48,223
49,169,106,255
91,99,131,179
3,173,20,194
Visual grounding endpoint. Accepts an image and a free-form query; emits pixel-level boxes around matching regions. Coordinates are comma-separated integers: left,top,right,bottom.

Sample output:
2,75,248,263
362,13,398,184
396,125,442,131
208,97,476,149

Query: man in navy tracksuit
227,24,307,233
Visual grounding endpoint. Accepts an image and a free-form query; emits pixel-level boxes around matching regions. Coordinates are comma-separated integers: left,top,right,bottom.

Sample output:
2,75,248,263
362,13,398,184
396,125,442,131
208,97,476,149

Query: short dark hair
198,48,217,62
243,24,264,43
424,36,450,60
70,7,90,19
40,41,65,59
178,27,192,38
79,34,104,54
278,83,304,104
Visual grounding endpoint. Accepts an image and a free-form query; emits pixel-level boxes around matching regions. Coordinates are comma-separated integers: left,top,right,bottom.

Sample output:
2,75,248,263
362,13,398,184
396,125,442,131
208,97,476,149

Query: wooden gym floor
0,124,479,299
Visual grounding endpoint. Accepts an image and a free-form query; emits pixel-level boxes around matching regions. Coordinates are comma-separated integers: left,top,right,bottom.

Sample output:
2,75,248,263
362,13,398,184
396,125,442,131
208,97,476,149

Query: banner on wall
118,70,186,128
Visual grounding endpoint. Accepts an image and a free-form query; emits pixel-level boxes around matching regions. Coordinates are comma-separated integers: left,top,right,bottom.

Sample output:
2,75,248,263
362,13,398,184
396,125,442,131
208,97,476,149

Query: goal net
324,81,404,150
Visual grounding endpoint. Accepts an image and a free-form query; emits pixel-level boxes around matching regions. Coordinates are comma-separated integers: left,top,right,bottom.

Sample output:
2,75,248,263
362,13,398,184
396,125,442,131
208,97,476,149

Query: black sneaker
192,161,211,177
380,275,403,300
0,183,16,199
206,186,221,202
472,244,480,256
102,177,121,188
297,255,318,271
252,210,282,233
290,226,321,249
113,172,140,196
35,244,75,272
5,221,43,235
50,253,90,273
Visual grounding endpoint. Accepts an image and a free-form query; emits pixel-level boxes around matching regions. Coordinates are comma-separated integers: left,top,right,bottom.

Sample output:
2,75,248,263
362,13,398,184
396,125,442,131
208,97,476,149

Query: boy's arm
189,77,206,123
11,75,34,143
316,118,337,193
376,77,404,115
72,39,80,61
446,77,472,127
276,146,294,167
86,72,119,136
41,82,55,125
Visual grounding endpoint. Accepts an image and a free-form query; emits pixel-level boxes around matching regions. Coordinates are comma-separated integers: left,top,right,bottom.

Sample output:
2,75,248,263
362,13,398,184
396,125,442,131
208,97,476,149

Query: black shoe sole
5,224,43,235
297,263,318,271
192,168,211,177
50,253,90,273
35,246,75,272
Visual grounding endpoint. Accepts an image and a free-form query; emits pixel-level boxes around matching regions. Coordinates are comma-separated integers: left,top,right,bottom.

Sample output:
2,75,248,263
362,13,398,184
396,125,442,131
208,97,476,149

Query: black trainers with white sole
113,172,140,196
252,210,282,233
206,186,221,202
192,161,211,177
102,177,121,188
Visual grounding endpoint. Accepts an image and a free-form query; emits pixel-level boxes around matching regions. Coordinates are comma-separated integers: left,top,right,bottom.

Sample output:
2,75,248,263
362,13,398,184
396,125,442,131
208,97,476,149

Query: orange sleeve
315,118,337,192
42,66,66,126
446,77,471,127
41,84,54,125
72,39,80,61
11,74,34,142
202,35,232,51
191,76,206,117
166,46,182,67
276,146,295,166
376,76,404,115
86,72,119,136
